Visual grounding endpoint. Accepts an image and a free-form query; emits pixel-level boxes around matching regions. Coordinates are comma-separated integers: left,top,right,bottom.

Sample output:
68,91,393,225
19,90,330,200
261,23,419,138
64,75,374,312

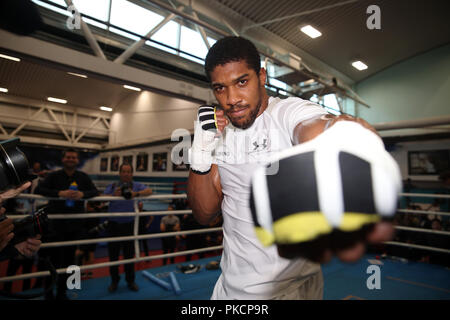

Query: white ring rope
2,191,449,285
0,245,223,283
39,227,223,248
397,209,450,217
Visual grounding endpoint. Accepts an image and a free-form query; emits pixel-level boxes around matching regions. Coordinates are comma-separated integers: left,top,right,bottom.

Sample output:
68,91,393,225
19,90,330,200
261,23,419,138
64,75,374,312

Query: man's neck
64,168,76,176
256,91,270,118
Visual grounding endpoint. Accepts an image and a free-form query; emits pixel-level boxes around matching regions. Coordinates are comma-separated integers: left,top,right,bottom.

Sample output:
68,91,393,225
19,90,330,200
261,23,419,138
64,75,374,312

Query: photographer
104,163,152,293
0,182,41,261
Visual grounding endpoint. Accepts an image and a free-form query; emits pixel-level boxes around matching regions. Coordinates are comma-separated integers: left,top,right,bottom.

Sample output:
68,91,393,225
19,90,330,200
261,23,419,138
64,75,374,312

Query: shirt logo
252,138,268,152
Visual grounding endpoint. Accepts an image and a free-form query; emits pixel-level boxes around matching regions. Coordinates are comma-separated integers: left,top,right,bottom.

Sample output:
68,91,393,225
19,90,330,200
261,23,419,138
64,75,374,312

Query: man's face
62,152,79,170
210,60,267,129
120,165,133,183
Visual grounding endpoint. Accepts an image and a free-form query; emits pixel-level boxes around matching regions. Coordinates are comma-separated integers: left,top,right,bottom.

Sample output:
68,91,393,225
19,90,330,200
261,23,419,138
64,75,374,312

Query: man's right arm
187,164,223,226
36,173,60,197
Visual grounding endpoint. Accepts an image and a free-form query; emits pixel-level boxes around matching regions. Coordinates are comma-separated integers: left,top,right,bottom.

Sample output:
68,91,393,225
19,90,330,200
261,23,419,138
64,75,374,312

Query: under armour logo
253,139,268,151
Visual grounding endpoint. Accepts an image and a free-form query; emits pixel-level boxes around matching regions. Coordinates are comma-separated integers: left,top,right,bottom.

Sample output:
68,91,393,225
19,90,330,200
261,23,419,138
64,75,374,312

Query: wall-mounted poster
136,153,148,172
153,152,167,172
100,158,108,172
123,155,133,166
408,150,450,175
172,149,189,171
110,155,119,172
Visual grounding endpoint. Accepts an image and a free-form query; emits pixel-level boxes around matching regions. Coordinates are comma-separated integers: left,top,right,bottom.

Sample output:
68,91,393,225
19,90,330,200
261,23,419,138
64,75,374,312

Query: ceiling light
100,106,113,112
67,72,88,78
0,54,21,62
351,61,368,71
0,88,8,93
300,25,322,39
123,85,141,92
47,97,67,104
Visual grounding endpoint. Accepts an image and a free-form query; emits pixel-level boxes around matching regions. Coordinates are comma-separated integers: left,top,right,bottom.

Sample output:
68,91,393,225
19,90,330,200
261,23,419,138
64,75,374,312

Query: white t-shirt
211,96,329,299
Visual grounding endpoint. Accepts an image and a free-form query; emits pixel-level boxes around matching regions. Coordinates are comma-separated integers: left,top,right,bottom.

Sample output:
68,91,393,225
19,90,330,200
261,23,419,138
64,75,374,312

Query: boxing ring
0,187,449,300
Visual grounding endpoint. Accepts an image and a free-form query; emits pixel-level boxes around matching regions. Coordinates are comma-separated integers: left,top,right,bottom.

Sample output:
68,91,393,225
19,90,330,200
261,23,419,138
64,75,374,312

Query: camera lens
0,137,36,191
9,207,48,246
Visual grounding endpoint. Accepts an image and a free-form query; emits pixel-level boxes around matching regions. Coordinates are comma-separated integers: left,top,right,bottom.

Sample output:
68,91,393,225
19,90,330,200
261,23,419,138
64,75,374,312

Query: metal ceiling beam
64,0,107,60
191,10,211,50
74,117,102,143
114,7,183,64
373,115,450,131
10,107,45,136
241,0,360,32
146,0,370,107
47,108,72,142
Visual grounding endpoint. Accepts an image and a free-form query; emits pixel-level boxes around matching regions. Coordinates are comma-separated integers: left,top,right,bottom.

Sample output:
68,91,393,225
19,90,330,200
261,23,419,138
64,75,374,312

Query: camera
0,207,49,246
0,137,36,191
88,219,110,235
120,183,133,200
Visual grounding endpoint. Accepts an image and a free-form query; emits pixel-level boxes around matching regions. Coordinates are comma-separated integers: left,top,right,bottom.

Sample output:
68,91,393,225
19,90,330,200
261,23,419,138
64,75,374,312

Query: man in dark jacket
36,149,98,300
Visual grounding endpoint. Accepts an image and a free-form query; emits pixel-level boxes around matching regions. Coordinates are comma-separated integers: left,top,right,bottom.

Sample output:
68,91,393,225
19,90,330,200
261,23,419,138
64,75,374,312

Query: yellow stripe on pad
254,227,275,247
339,212,380,231
213,106,217,129
272,212,332,244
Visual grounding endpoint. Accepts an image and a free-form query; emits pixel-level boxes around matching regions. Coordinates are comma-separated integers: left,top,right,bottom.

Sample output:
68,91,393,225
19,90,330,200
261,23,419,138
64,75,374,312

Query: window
179,25,209,64
32,0,71,16
73,0,110,29
33,0,110,29
147,20,180,55
110,0,164,41
323,93,341,115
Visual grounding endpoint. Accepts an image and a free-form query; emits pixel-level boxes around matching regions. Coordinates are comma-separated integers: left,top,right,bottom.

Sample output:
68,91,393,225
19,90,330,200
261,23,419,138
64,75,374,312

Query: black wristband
190,168,211,175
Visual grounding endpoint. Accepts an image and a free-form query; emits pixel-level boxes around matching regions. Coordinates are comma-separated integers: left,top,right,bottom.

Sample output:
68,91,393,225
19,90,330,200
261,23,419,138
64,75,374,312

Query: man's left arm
291,114,394,262
133,183,153,198
293,113,377,145
78,173,99,199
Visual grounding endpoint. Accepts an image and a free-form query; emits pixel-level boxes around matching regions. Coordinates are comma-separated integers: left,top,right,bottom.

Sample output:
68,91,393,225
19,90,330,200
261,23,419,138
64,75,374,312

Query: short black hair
62,148,79,158
204,36,261,82
119,163,133,173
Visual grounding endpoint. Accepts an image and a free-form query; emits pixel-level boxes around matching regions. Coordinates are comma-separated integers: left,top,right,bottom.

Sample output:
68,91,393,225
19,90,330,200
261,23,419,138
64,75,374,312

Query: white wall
109,90,198,146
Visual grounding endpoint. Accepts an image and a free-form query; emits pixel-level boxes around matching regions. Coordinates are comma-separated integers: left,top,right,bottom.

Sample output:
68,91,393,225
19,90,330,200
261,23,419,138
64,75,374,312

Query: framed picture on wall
110,155,119,172
123,155,133,166
136,153,148,172
172,149,189,171
408,150,450,175
153,152,167,172
100,157,108,172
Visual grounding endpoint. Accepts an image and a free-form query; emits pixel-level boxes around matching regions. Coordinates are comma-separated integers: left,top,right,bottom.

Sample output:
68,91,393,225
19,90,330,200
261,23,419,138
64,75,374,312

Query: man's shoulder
133,181,146,188
45,169,63,178
267,96,314,111
75,170,89,177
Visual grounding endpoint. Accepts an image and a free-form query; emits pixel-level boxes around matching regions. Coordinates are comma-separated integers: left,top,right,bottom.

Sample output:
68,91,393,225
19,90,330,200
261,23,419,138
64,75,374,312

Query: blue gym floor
25,254,449,300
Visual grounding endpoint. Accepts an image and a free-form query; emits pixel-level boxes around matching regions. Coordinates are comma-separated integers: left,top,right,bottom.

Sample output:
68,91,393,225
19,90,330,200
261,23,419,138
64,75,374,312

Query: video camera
120,182,133,200
0,137,36,191
0,207,49,246
0,137,48,245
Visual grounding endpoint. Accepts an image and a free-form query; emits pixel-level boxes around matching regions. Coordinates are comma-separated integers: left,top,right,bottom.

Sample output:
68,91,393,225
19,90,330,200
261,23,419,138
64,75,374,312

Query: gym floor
8,253,447,300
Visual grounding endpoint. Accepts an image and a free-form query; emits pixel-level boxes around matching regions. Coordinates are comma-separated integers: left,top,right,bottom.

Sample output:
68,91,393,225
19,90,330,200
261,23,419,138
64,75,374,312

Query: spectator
104,163,152,293
160,205,180,265
36,148,98,300
138,200,154,258
75,201,107,279
181,213,206,262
